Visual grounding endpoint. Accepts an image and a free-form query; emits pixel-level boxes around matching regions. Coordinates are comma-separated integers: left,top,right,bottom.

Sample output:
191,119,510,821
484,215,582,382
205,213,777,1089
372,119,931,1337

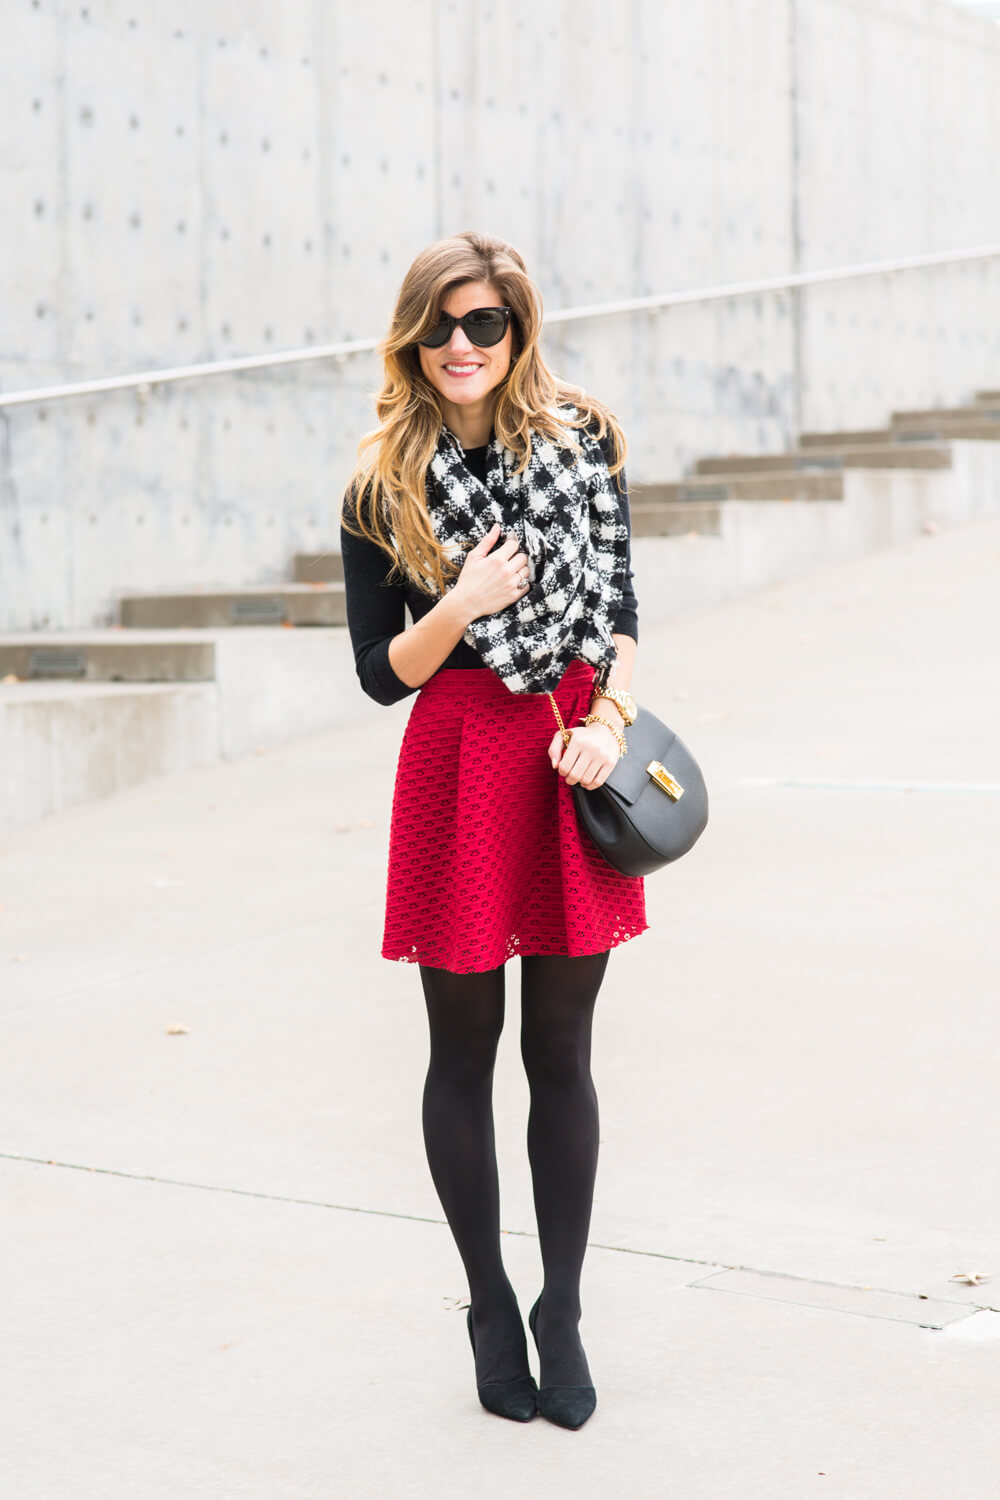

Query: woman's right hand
451,523,531,621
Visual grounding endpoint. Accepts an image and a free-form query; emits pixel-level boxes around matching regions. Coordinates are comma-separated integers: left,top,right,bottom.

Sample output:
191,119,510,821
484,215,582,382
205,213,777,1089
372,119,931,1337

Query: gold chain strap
548,692,572,747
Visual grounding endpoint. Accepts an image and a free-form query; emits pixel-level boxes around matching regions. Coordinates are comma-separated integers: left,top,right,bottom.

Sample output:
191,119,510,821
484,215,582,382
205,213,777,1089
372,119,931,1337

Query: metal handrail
3,241,999,410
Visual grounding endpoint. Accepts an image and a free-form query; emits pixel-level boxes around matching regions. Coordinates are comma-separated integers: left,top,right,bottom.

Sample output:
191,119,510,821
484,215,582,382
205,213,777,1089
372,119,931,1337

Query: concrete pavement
3,515,999,1498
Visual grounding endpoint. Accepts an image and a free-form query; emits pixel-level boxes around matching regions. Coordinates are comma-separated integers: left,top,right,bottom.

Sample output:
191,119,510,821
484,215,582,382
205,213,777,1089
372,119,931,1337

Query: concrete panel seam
0,1153,994,1328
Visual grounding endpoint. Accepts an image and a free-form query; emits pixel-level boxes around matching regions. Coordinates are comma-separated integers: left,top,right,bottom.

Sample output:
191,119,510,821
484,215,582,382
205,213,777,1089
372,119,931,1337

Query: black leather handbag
550,700,709,877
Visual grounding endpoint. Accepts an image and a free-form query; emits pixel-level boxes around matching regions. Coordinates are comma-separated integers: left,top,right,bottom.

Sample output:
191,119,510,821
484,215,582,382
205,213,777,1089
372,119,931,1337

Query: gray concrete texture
4,0,1000,628
2,515,999,1497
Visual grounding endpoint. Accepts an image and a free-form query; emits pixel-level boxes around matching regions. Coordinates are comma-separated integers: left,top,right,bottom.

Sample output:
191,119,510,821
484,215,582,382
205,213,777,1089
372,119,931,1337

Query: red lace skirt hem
382,661,648,974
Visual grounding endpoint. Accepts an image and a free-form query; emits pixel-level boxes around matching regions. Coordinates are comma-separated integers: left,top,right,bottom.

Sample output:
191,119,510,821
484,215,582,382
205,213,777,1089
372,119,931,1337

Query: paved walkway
3,516,999,1499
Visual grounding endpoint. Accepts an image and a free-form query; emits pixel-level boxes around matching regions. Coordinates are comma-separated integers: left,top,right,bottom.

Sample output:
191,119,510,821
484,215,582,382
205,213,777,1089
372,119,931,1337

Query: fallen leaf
2,674,21,684
165,1023,190,1036
950,1270,990,1286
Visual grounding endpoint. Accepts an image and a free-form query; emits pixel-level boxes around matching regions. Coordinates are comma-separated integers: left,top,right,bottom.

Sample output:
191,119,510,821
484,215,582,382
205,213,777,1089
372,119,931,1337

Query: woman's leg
520,950,610,1388
420,963,531,1386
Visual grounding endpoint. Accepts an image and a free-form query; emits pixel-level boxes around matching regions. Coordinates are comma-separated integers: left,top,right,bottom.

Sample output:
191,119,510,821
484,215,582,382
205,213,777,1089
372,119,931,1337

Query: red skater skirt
382,660,648,973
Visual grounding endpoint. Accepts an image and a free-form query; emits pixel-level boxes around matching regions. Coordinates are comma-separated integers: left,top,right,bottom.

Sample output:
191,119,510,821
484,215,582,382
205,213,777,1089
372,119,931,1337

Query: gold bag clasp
647,761,684,801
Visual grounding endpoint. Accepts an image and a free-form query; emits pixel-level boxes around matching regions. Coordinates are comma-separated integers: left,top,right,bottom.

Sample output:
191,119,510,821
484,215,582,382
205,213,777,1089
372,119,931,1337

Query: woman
340,231,647,1429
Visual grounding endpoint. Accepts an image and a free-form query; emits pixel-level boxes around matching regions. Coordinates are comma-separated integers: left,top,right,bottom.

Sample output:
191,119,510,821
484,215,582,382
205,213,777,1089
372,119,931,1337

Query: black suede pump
528,1296,597,1430
466,1309,538,1422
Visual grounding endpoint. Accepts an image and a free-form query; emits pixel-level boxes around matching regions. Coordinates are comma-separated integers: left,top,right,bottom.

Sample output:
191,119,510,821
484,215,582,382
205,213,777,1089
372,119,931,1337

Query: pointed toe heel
467,1309,538,1423
536,1383,597,1430
528,1296,597,1431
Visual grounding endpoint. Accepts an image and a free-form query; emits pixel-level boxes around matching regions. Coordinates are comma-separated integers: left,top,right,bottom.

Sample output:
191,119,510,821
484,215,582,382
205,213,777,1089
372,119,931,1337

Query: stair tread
0,679,213,700
669,471,844,489
700,441,951,463
893,406,1000,421
0,626,345,643
118,582,344,599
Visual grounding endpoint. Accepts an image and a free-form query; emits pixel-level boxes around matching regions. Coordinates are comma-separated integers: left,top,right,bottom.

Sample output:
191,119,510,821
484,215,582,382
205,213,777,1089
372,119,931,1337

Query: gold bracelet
582,714,627,757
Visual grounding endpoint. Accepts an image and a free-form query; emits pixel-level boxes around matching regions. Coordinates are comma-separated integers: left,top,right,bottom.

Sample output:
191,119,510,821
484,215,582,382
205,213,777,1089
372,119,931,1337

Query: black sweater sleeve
339,519,420,706
611,474,639,643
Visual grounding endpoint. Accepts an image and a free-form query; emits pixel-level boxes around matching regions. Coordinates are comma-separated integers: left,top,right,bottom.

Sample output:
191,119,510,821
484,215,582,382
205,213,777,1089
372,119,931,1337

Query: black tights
420,951,609,1389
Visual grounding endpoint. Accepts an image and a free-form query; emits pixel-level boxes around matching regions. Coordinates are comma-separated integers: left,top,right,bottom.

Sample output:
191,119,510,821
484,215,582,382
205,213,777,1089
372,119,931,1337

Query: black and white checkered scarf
424,410,628,695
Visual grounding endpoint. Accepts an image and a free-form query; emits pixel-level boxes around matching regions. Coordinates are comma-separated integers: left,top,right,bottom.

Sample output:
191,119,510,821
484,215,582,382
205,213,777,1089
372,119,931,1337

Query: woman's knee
521,1021,589,1088
432,1020,503,1087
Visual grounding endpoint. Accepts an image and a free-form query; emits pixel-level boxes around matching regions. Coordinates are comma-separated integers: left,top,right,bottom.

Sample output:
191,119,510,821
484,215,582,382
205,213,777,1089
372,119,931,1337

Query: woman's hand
548,721,622,790
451,523,530,621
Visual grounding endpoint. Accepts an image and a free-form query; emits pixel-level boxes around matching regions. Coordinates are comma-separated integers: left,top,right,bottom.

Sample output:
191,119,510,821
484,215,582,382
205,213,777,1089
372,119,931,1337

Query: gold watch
592,686,637,726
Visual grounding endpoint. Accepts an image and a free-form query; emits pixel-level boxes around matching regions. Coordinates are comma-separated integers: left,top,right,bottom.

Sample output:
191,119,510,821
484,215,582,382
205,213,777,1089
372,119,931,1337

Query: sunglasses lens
419,316,452,348
465,309,507,347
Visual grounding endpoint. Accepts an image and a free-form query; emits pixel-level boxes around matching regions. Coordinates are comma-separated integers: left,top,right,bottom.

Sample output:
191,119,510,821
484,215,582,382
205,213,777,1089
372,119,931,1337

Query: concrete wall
2,0,1000,629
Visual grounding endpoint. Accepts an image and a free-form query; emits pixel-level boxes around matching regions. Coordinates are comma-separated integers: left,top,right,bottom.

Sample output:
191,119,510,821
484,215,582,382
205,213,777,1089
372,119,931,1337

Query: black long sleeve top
340,438,640,706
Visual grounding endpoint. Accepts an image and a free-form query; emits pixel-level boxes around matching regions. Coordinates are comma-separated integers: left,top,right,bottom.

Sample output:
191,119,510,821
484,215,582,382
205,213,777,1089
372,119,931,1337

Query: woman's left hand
548,722,622,790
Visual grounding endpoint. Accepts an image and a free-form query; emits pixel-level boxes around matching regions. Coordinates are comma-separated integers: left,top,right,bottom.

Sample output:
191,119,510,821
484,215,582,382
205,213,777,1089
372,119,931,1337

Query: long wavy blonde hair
342,231,626,595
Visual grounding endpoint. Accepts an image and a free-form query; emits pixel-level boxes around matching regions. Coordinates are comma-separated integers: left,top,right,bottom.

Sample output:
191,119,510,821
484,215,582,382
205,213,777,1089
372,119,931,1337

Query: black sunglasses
418,306,511,349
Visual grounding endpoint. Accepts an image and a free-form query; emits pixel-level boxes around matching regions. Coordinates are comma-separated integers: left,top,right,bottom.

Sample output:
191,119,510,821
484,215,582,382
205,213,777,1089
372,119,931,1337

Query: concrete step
974,389,1000,403
892,404,1000,423
118,583,347,628
0,680,219,832
0,631,216,683
0,625,367,830
292,551,344,584
629,502,721,537
633,473,844,503
799,428,894,447
888,418,1000,441
694,443,953,476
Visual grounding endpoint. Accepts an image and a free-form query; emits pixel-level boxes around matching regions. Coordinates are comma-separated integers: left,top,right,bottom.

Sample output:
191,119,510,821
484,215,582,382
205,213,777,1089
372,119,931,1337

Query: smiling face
417,279,513,443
